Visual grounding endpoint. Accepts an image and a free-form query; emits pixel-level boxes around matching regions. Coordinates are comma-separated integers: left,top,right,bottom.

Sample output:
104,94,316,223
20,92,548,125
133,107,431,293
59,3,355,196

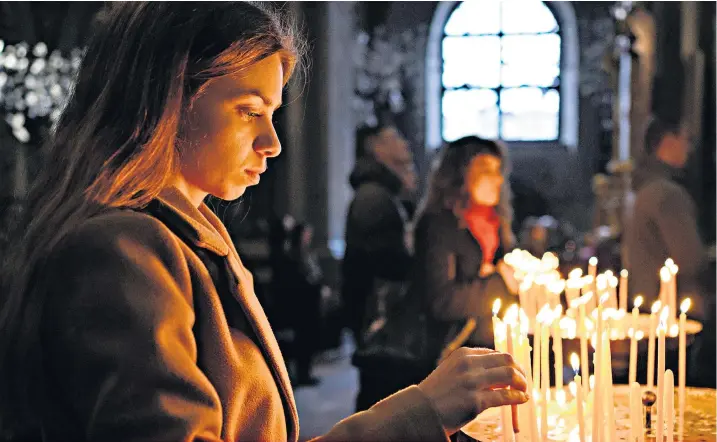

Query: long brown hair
417,135,515,247
0,2,306,433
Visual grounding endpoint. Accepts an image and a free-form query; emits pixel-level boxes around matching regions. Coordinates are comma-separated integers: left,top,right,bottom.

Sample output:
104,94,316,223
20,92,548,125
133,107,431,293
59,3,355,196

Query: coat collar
152,187,300,440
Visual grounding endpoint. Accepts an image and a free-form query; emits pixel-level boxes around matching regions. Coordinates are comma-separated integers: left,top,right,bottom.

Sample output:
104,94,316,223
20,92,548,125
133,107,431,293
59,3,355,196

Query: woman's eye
239,109,264,120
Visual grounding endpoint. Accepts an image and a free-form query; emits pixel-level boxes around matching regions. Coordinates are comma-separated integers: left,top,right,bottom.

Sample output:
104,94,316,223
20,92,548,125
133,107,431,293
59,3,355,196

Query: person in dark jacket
624,117,709,318
413,136,518,355
343,124,419,412
342,124,416,345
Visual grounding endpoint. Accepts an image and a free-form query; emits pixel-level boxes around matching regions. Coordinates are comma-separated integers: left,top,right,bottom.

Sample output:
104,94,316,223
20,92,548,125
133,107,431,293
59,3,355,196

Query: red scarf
462,203,500,265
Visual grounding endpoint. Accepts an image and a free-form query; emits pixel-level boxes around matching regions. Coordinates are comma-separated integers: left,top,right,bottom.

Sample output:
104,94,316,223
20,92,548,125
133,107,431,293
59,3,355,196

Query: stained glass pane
501,34,561,87
499,88,559,140
444,1,501,36
501,0,559,34
442,89,499,141
442,36,501,88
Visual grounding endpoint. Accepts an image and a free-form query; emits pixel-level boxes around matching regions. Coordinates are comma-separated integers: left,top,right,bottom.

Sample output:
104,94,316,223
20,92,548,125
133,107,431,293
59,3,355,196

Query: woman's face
175,53,284,205
465,153,504,206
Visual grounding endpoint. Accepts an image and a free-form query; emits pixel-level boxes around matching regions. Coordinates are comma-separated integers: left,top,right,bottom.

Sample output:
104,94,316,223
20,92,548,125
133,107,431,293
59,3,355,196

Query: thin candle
522,339,539,442
603,331,617,441
666,369,675,442
493,298,502,351
630,381,642,442
678,298,691,441
619,269,628,311
660,267,671,315
588,257,598,311
571,353,586,442
552,304,564,393
506,322,519,435
540,308,550,441
657,307,669,442
629,329,644,386
647,300,662,390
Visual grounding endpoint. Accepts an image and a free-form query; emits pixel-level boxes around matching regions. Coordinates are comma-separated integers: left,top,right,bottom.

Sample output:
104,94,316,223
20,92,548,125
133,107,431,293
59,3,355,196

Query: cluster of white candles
494,252,693,441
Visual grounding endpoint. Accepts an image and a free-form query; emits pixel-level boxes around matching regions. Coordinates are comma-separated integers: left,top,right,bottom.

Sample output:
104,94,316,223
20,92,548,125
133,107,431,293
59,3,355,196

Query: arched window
426,1,578,148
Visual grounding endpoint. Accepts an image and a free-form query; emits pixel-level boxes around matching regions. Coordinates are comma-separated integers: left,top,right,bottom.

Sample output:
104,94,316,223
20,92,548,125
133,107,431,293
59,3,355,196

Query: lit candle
571,354,585,442
588,257,598,311
619,269,629,312
678,298,691,441
647,300,662,390
566,268,583,307
552,304,564,393
629,329,644,387
659,266,671,315
630,381,642,442
541,307,550,441
506,322,519,437
657,307,669,442
533,309,542,399
603,331,617,441
522,338,539,442
573,293,592,397
632,295,643,339
666,369,675,442
591,294,607,442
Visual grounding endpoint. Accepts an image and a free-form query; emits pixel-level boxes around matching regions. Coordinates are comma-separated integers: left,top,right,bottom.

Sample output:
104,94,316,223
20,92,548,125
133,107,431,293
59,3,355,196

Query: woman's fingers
475,389,530,415
469,366,528,392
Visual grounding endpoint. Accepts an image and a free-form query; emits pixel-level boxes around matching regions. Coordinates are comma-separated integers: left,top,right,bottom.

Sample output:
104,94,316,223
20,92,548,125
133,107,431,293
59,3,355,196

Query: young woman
413,136,518,355
0,4,528,441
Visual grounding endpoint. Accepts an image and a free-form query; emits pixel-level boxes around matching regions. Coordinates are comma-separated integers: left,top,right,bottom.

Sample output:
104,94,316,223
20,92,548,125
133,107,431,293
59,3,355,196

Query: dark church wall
355,1,616,232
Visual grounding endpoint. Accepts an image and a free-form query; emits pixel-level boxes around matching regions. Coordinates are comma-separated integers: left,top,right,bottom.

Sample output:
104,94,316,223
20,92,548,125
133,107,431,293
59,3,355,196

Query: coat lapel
154,188,299,441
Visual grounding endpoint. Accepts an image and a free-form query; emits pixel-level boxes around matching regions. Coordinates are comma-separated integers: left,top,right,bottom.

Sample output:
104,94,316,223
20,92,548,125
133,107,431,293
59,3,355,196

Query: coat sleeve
348,184,412,280
414,213,488,321
42,215,224,442
310,386,449,442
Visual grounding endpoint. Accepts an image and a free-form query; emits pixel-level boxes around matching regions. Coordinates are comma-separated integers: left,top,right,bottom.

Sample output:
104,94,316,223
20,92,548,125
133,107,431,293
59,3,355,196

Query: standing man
625,116,708,316
342,124,416,344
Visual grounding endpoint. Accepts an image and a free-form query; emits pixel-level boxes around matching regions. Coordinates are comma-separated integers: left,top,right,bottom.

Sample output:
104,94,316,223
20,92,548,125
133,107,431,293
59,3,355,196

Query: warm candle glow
665,258,675,267
652,300,663,314
505,303,520,323
635,330,644,340
669,324,679,337
599,292,610,305
568,268,583,279
620,269,628,278
570,353,580,373
589,257,597,267
492,298,501,317
634,295,644,309
660,305,670,328
589,375,595,390
569,381,577,397
680,298,691,314
660,266,671,282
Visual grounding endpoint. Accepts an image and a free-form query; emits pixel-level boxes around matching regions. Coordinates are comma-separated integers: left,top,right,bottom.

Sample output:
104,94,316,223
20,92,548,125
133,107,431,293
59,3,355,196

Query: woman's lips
245,169,262,184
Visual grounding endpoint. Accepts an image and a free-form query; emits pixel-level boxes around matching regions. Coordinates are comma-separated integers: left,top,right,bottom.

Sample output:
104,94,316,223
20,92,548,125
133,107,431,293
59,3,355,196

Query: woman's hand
417,347,529,435
496,259,519,294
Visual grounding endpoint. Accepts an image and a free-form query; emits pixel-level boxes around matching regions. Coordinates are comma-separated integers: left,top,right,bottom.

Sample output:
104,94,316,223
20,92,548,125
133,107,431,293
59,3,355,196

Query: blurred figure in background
342,124,415,346
624,116,709,317
413,136,517,354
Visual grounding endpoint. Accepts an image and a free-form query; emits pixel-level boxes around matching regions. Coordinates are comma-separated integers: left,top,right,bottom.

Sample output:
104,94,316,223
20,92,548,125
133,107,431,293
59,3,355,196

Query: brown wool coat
38,187,447,442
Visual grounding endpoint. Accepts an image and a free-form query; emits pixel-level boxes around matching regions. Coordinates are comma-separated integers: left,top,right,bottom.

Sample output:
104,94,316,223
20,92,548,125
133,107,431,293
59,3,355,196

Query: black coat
342,157,412,341
411,208,512,349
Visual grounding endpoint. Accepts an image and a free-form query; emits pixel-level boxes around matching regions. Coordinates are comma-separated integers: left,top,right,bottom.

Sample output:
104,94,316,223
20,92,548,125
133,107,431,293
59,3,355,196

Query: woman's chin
214,185,248,202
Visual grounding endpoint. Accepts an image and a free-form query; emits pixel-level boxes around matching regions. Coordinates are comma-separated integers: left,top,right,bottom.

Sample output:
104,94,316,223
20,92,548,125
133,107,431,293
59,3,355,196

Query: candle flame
519,308,530,331
669,324,679,337
555,390,566,407
635,330,644,340
620,269,628,278
569,381,577,397
553,304,563,317
596,275,607,291
492,298,501,316
651,300,662,314
568,268,583,279
680,298,691,314
659,306,670,329
599,292,610,305
609,276,618,288
604,270,614,278
589,256,598,267
634,295,644,309
570,353,580,372
505,303,520,323
660,266,671,282
670,264,679,274
589,375,595,390
665,258,675,267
